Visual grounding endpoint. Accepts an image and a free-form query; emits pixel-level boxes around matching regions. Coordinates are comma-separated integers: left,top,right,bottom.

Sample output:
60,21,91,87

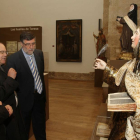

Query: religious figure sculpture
116,3,137,60
93,29,106,59
94,26,140,139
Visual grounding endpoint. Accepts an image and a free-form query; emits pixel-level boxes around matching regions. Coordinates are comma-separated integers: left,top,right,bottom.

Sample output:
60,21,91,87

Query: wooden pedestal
94,57,107,87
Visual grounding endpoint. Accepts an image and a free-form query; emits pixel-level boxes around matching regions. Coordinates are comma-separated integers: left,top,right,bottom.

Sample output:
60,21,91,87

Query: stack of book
96,122,111,138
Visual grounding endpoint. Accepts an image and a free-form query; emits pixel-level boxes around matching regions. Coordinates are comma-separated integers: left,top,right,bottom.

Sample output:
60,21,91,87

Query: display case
90,103,111,140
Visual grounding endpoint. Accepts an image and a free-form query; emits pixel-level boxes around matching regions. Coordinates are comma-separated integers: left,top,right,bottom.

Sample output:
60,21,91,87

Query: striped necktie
29,55,42,94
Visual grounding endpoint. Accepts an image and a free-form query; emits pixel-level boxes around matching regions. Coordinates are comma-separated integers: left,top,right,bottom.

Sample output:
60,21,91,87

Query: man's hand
0,101,2,105
93,58,107,70
5,105,13,116
7,68,17,79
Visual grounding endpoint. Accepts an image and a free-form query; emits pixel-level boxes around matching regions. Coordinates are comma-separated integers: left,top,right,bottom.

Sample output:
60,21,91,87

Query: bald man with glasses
0,42,27,140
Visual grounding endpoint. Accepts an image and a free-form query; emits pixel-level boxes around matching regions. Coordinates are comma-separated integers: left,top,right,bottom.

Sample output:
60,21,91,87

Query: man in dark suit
0,42,27,140
7,32,47,140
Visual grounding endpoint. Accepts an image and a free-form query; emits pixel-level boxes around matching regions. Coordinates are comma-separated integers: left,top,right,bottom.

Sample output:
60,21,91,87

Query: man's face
0,43,7,65
21,38,36,55
131,28,140,49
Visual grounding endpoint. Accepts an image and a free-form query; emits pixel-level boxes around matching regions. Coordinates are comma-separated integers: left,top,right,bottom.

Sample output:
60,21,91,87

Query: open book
108,92,136,111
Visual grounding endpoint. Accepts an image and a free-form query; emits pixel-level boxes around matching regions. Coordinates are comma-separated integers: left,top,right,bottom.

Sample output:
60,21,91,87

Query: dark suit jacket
0,105,9,140
0,65,18,110
0,65,17,139
0,65,27,140
0,106,9,124
7,49,46,112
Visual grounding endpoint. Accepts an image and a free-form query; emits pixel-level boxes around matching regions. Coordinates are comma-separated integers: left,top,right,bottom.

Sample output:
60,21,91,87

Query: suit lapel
0,65,6,73
0,68,7,85
18,49,41,76
18,49,32,75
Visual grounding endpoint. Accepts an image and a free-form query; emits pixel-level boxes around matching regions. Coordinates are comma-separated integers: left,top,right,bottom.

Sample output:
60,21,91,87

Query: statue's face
129,4,134,12
131,28,140,49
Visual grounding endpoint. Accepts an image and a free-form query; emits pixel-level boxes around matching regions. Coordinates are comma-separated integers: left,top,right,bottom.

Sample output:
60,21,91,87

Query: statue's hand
93,58,107,70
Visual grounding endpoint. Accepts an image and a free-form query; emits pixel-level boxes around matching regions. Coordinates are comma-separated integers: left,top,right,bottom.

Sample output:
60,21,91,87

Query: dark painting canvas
56,19,82,62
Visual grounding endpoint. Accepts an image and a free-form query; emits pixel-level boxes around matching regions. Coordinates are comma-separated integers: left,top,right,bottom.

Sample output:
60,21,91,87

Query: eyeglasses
23,42,36,47
0,51,8,55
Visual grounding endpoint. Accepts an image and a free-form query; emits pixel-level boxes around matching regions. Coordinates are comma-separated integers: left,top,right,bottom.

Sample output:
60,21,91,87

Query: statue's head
131,27,140,48
129,3,137,12
128,3,137,25
99,28,103,35
131,27,140,58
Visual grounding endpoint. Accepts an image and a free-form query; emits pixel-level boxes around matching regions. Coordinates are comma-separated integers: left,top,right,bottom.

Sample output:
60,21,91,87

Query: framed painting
56,19,82,62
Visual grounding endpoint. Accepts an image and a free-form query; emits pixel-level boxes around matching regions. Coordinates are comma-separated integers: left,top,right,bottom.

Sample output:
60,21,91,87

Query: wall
0,0,103,74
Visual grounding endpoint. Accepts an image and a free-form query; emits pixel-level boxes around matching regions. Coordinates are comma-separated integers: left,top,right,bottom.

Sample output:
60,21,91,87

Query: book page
108,92,135,105
108,92,136,111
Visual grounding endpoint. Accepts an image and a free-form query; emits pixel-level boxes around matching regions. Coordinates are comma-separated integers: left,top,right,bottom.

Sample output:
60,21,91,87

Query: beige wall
104,0,140,60
0,0,103,73
103,0,109,58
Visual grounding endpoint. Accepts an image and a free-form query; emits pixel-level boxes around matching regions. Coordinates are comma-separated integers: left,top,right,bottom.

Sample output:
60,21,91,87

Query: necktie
29,55,42,94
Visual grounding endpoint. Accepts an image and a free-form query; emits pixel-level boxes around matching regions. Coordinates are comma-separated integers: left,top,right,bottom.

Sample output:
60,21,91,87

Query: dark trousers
21,99,46,140
6,107,28,140
0,125,6,140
